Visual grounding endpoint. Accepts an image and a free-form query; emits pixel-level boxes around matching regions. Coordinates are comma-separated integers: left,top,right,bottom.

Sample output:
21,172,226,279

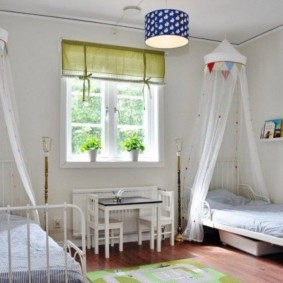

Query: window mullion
143,91,150,156
101,82,108,157
108,82,117,158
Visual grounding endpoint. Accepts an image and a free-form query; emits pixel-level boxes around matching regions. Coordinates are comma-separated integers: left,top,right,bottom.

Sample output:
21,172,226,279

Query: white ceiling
0,0,282,45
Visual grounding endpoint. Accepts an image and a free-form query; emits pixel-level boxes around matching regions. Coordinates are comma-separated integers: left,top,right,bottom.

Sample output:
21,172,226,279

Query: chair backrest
158,190,174,219
87,194,99,228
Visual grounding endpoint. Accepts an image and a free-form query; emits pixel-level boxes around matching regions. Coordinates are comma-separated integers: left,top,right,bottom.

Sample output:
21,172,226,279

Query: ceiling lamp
145,9,189,49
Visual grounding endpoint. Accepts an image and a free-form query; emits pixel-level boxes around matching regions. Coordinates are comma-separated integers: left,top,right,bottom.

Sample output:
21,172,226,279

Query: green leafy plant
122,135,145,152
80,137,101,153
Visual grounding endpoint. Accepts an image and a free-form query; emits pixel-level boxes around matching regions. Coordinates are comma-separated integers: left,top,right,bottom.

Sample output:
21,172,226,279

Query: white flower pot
88,149,98,162
131,150,139,162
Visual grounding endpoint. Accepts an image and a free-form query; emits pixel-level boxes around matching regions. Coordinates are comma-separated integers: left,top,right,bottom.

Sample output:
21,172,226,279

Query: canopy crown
204,39,246,65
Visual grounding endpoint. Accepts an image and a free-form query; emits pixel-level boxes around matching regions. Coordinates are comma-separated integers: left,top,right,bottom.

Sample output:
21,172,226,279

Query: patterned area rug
87,258,242,282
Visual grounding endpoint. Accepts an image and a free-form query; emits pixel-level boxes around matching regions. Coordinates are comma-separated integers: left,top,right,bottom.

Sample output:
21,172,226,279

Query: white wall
0,14,215,206
240,28,283,203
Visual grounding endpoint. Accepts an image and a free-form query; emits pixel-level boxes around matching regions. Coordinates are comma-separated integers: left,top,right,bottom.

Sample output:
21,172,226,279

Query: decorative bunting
221,70,230,80
225,61,234,71
207,62,215,73
205,61,245,76
235,63,242,72
213,62,224,71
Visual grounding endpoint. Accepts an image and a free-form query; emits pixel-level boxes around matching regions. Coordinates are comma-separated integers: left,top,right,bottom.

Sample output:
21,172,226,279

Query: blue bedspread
0,213,83,283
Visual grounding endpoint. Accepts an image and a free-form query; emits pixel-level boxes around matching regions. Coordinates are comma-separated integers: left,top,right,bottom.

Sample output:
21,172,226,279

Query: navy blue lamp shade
145,9,189,49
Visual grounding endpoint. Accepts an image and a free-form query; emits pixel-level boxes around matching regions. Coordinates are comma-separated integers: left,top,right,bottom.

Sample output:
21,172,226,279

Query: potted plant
80,137,101,162
122,135,145,161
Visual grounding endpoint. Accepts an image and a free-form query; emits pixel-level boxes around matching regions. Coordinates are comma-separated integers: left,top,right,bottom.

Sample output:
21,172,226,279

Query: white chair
87,194,123,255
138,190,174,249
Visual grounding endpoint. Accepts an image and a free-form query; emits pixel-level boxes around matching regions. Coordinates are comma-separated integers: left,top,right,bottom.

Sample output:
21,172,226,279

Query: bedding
0,213,83,283
205,189,283,238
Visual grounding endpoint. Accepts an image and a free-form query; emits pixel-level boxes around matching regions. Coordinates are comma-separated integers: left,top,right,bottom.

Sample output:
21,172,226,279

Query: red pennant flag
221,70,230,80
207,62,215,73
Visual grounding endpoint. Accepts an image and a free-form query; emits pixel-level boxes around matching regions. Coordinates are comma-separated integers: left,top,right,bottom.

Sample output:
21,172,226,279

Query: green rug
87,258,242,282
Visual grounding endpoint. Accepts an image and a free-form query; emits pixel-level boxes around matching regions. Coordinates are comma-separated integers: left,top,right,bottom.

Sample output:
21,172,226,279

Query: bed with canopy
0,27,86,282
182,40,283,255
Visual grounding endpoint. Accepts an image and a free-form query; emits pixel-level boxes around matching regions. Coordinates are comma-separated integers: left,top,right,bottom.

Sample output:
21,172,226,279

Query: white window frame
60,78,164,168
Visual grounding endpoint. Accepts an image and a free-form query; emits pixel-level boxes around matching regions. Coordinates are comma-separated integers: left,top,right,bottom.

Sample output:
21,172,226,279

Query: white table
98,196,162,258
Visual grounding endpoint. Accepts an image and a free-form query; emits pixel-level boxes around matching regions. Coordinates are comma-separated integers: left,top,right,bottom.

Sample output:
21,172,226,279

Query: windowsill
60,160,164,168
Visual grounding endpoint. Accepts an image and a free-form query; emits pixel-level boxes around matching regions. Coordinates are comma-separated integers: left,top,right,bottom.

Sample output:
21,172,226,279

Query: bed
0,204,86,283
0,27,86,282
202,187,283,255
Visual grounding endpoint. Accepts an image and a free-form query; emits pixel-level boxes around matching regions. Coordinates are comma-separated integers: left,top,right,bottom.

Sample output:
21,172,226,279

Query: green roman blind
62,40,165,84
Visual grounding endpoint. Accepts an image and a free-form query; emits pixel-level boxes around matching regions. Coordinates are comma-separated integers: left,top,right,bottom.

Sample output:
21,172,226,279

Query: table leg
156,203,161,252
105,209,110,258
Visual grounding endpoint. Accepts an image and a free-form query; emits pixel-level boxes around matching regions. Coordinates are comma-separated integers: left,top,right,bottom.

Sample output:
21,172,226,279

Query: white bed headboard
209,160,239,193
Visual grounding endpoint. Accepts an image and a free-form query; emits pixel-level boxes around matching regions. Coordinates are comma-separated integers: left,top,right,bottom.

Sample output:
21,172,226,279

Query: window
60,40,165,167
61,78,164,167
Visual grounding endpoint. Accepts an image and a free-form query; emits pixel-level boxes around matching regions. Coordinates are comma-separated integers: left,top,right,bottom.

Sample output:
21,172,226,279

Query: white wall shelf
259,137,283,142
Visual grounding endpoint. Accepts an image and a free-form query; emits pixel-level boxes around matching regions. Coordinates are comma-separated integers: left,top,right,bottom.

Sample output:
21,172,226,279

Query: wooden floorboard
86,235,283,283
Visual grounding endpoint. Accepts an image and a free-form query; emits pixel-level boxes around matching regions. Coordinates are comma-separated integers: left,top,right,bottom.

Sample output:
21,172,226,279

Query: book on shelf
261,119,282,139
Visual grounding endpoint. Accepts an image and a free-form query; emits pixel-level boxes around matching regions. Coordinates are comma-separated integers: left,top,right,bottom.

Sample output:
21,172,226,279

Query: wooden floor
86,232,283,283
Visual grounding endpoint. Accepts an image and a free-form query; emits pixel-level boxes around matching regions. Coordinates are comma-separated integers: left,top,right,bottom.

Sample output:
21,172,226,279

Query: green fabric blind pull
79,73,92,102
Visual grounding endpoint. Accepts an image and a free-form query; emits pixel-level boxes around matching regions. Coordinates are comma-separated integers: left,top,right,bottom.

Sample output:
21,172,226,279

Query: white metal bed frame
190,160,283,253
202,184,283,246
0,160,87,282
0,203,86,283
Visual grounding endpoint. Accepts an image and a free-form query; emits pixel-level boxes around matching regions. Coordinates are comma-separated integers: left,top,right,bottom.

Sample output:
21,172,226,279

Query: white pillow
206,189,249,207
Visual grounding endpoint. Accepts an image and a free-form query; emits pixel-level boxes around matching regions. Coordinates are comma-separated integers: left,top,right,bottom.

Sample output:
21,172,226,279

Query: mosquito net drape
183,40,269,242
0,28,38,220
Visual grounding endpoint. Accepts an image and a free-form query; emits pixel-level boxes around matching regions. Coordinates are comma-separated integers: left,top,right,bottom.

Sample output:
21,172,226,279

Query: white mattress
205,189,283,238
0,212,83,283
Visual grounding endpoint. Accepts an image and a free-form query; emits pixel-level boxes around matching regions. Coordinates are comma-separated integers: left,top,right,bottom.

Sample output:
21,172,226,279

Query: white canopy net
182,40,270,242
0,28,38,218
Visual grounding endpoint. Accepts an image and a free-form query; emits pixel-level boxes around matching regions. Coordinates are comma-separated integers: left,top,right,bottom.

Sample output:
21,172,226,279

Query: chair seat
88,218,123,229
138,215,173,226
97,218,123,229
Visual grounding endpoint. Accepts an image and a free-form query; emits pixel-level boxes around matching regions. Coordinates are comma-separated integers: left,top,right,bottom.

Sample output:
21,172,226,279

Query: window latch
114,107,120,117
